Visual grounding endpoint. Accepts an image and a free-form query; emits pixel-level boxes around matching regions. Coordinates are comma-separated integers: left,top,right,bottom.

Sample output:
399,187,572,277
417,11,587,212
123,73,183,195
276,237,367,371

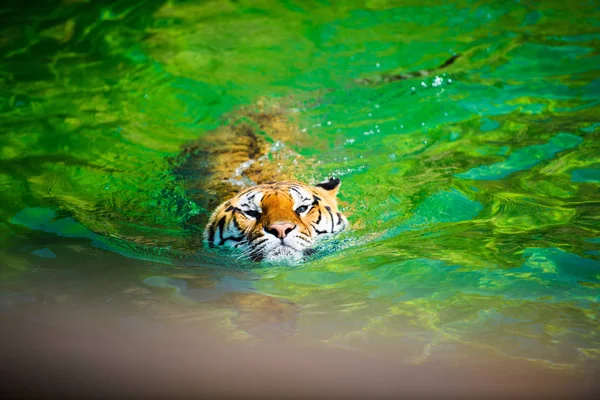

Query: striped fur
204,178,348,262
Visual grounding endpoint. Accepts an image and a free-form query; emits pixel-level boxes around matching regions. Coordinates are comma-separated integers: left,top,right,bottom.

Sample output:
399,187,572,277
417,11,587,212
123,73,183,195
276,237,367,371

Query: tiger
174,54,461,262
204,178,348,262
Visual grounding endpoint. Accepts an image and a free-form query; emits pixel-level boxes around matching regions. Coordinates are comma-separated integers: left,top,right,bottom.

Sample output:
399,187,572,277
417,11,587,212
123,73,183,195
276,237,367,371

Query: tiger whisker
295,235,312,244
252,237,269,246
234,242,268,261
233,245,255,260
244,244,268,262
230,243,258,261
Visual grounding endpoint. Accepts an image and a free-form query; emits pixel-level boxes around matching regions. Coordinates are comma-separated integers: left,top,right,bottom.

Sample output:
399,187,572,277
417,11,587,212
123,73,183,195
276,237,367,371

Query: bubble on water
313,123,322,128
368,113,372,117
421,82,427,88
376,63,380,68
374,104,380,109
421,122,425,126
400,125,404,128
270,140,285,152
432,76,444,87
376,129,380,133
228,159,257,187
345,138,355,145
327,121,332,126
301,128,307,132
447,78,453,84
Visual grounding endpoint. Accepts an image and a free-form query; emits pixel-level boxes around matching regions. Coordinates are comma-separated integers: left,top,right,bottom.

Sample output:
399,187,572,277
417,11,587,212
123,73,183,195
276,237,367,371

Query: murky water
1,0,599,396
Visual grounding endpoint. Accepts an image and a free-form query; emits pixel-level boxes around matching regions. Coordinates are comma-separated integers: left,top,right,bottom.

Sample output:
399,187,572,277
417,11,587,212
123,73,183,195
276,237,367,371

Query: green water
1,0,600,376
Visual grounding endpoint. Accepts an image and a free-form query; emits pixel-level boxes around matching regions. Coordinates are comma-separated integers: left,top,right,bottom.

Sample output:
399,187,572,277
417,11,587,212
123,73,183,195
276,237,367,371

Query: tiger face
204,178,348,262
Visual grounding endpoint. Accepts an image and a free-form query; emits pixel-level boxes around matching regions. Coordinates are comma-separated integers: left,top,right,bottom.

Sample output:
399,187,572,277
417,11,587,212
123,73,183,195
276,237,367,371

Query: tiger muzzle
265,222,296,239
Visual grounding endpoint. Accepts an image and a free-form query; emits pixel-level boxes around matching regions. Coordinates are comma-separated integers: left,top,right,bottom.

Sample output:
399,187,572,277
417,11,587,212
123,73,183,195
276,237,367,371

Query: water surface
1,0,599,396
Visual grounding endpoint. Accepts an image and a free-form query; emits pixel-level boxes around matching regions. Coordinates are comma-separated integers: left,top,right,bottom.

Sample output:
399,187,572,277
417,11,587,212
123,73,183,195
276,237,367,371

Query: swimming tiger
174,54,460,262
204,178,348,262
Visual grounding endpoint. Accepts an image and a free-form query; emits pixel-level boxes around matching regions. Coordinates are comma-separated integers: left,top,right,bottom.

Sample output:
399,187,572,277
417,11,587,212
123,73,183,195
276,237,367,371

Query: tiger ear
315,177,341,195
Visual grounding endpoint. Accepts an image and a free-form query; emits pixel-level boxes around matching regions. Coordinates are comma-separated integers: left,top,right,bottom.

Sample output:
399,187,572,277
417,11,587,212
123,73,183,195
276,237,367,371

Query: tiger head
204,178,349,263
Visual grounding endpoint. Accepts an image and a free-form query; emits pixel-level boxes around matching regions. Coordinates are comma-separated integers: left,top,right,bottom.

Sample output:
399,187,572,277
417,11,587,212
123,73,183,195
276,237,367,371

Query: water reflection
1,0,600,394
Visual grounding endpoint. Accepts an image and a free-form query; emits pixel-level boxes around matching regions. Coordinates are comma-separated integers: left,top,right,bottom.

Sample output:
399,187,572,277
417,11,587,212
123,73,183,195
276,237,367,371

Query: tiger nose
266,222,296,239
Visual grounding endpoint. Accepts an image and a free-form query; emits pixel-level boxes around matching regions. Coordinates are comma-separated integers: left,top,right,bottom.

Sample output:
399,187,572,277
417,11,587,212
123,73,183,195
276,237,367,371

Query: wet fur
173,103,304,228
204,179,348,262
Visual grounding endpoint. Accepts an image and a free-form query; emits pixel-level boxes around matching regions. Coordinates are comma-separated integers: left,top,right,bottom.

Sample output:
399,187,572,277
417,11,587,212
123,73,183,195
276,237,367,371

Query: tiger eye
244,210,260,219
295,205,309,214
